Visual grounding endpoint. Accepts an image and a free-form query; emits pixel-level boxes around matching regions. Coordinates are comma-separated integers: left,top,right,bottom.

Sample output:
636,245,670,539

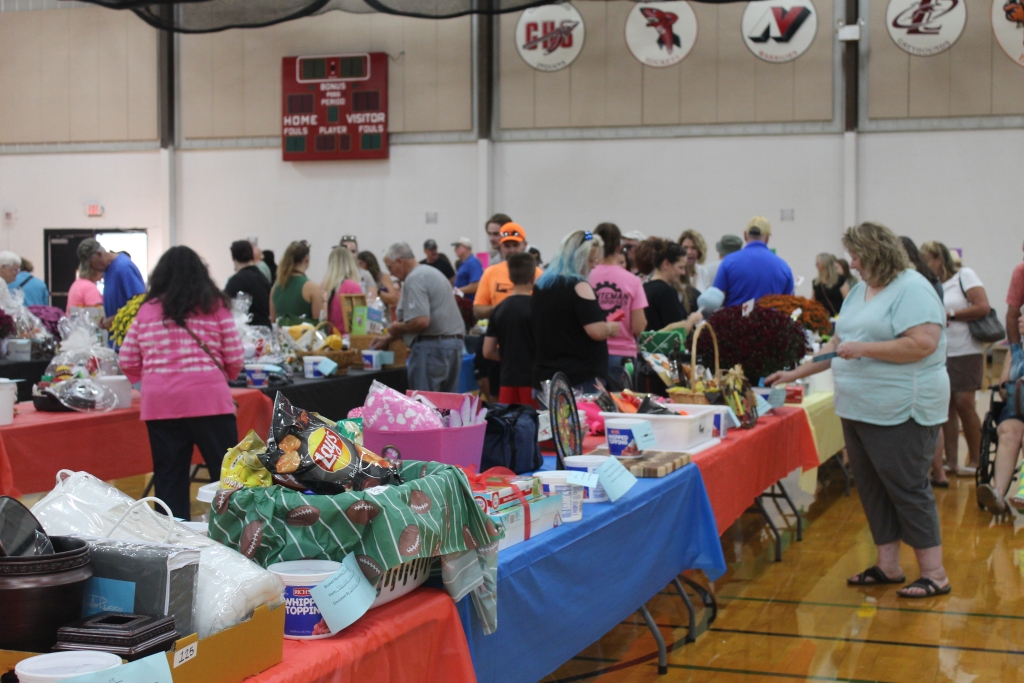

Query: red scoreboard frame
281,53,389,161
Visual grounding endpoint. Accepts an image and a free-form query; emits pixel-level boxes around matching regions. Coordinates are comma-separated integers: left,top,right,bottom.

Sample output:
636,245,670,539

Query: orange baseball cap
499,223,526,244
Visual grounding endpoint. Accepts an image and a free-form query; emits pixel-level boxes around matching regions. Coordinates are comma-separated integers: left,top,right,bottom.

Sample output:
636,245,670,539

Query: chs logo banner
517,4,585,71
625,1,698,67
886,0,966,55
742,0,818,63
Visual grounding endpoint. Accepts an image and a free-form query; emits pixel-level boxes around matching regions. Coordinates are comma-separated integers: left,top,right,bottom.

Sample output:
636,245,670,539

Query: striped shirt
119,300,245,421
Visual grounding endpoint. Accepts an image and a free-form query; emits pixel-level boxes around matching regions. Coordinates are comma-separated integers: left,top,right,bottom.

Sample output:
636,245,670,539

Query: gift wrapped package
209,460,504,634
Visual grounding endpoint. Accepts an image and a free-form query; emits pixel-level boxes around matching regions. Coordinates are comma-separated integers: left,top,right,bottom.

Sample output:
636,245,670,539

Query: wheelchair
976,384,1018,508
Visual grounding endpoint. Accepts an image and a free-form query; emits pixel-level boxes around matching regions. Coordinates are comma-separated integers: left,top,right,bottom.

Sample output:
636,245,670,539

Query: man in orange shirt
473,223,544,320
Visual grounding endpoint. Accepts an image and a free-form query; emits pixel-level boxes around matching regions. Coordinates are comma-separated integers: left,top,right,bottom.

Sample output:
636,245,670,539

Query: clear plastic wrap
5,288,53,341
30,472,284,639
45,378,117,413
42,312,121,383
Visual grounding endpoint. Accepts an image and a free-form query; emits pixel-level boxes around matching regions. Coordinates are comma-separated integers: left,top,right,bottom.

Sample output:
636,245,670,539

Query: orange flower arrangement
757,295,833,336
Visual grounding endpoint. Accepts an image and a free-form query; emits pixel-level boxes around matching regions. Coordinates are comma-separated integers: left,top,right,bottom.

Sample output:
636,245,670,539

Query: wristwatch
949,311,956,320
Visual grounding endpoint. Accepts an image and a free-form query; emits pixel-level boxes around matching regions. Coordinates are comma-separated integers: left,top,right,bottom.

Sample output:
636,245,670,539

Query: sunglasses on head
501,231,521,238
583,231,593,241
340,235,357,243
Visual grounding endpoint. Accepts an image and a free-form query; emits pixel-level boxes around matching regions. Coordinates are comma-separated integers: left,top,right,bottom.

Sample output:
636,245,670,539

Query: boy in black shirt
483,253,537,407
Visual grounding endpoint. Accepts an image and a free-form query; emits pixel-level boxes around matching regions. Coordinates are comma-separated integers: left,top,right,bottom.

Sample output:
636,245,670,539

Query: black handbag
959,273,1005,343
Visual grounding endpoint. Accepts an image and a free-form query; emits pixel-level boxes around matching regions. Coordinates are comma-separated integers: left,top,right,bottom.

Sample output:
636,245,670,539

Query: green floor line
717,594,1024,622
710,627,1024,657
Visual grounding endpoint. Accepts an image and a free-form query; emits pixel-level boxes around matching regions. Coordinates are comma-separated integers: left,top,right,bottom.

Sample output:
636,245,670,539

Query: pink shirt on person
1007,263,1024,310
326,279,364,333
118,300,244,422
589,264,649,358
66,277,103,313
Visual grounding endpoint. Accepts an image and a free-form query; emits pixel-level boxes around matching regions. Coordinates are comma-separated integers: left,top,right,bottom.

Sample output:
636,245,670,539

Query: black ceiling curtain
72,0,749,32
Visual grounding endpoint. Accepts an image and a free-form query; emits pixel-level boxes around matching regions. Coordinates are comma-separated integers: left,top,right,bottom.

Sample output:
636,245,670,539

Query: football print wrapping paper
209,460,503,633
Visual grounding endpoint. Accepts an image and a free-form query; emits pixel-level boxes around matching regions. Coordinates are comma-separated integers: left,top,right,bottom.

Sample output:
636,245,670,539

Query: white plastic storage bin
600,404,720,452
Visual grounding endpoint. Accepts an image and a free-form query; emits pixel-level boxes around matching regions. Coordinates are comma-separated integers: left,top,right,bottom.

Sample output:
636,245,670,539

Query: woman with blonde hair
919,241,991,477
321,247,364,333
812,253,850,317
678,230,713,292
768,222,950,598
270,241,324,323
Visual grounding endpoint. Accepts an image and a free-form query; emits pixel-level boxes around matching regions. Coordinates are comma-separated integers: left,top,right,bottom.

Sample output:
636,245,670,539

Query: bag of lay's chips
260,393,401,495
220,430,272,490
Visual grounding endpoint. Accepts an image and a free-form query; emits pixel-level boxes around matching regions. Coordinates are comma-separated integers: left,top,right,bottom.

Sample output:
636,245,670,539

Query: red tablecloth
0,388,273,497
690,406,819,535
250,588,476,683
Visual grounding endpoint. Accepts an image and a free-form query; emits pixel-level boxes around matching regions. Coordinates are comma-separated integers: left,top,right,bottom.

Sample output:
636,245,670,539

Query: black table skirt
0,358,52,402
259,367,409,422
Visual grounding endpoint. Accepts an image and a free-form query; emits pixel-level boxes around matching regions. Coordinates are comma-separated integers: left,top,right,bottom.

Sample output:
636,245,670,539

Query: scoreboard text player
281,53,389,161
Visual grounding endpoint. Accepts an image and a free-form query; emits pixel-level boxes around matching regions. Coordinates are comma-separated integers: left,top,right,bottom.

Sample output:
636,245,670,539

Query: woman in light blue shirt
768,222,951,599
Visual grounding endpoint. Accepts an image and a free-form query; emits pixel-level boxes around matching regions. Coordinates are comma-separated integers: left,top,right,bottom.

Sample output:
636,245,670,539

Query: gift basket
279,321,362,375
32,311,123,413
209,392,503,635
669,322,722,405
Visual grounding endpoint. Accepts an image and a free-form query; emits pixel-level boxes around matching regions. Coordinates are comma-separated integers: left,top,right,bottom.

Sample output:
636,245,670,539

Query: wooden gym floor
542,445,1024,682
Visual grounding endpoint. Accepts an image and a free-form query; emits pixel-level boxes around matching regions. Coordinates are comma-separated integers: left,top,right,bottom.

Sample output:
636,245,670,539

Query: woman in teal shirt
768,222,951,598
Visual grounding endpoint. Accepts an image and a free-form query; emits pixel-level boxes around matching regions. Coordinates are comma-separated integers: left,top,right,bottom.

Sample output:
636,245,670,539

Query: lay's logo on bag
308,427,351,472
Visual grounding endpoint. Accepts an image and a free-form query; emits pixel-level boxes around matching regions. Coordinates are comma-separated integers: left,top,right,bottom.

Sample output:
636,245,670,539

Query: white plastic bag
31,471,283,638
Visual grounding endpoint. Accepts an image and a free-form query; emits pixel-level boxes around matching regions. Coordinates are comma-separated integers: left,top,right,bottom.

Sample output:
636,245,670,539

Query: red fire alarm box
281,53,389,161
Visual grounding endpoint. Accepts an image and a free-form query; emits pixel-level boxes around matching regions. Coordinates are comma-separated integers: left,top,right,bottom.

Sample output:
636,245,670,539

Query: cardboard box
471,476,543,514
0,603,285,683
489,494,563,551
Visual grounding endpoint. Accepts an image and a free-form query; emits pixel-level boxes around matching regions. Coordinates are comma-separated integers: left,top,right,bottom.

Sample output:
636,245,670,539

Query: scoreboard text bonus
281,53,389,161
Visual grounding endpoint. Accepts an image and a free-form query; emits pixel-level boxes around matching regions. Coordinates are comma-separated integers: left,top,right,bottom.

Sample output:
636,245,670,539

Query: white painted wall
494,134,847,299
0,127,1022,321
177,143,481,287
859,128,1024,317
0,150,168,288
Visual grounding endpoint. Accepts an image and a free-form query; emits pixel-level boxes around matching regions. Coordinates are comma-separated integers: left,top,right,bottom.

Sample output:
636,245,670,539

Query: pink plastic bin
363,423,485,469
362,391,486,469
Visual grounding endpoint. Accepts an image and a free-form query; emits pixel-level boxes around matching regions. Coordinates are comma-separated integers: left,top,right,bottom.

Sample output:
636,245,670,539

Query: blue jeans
606,355,634,392
408,337,463,392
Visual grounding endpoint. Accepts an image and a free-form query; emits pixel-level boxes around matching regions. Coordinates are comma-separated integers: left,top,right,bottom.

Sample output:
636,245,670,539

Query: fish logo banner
625,1,698,67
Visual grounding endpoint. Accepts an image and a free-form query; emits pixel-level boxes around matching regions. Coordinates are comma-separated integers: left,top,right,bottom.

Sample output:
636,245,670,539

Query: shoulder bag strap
179,320,227,377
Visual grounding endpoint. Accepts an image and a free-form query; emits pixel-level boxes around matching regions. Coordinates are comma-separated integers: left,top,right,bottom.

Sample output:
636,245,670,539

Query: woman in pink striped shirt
119,246,245,520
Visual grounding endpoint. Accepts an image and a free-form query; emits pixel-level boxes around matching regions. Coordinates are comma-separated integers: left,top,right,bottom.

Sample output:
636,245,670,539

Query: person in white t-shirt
921,241,992,477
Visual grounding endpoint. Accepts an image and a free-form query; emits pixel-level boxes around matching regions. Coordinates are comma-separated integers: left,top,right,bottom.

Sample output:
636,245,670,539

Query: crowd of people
8,215,1024,561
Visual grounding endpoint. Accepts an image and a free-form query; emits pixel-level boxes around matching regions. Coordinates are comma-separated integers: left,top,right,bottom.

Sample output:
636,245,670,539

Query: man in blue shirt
1,254,50,306
452,237,483,302
78,238,146,325
712,216,795,308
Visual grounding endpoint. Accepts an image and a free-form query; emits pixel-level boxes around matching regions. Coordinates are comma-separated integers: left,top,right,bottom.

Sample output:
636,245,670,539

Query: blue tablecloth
457,457,726,683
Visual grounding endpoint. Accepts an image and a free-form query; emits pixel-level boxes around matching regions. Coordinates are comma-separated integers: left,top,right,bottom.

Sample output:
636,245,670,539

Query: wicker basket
670,322,721,405
348,334,409,368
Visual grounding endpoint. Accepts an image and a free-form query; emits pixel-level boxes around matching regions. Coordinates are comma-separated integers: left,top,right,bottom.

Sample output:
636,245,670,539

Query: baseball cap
77,238,102,269
622,230,646,241
423,239,438,250
716,234,743,255
451,237,473,249
499,223,526,244
746,216,772,238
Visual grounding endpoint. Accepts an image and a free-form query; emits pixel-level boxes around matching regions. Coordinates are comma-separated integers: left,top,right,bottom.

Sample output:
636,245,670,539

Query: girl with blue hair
532,230,621,391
